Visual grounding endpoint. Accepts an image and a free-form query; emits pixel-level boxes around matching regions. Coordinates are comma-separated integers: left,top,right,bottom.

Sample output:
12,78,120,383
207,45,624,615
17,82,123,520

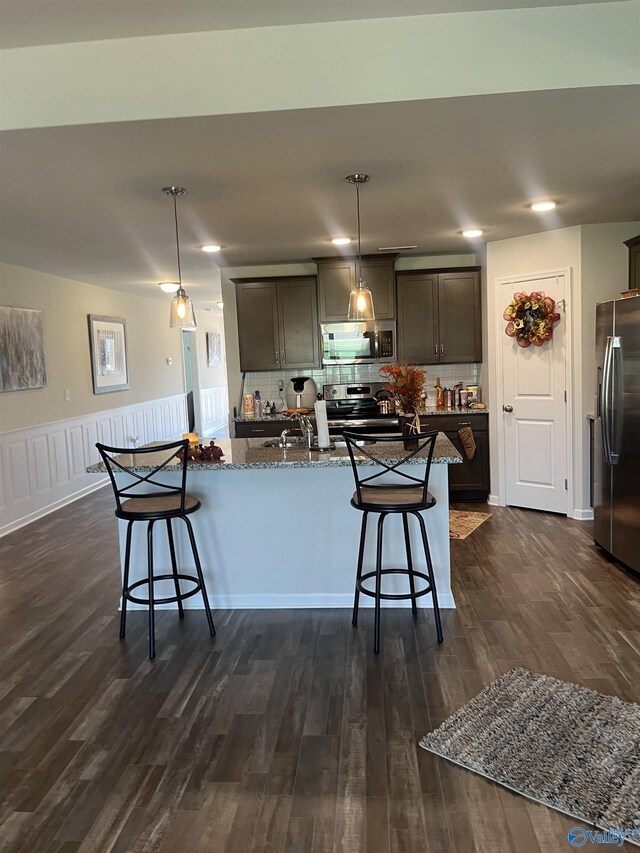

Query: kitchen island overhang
87,436,462,610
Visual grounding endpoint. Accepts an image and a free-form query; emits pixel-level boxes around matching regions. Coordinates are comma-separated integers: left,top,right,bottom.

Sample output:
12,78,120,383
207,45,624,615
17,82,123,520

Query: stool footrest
124,574,202,606
356,568,432,601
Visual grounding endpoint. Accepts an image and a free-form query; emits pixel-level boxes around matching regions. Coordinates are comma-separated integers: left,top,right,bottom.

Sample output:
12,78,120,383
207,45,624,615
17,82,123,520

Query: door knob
503,405,513,413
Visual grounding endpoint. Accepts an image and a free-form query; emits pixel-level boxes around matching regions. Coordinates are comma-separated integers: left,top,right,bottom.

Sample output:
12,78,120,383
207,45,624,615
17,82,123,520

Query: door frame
181,330,203,434
494,268,574,515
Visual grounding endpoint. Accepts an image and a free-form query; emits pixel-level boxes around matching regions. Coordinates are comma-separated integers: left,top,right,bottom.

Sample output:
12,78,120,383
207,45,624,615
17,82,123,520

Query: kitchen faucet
295,414,314,449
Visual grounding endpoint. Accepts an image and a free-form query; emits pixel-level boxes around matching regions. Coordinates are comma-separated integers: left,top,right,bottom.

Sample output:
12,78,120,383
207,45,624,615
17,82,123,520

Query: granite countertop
87,435,462,473
234,407,488,423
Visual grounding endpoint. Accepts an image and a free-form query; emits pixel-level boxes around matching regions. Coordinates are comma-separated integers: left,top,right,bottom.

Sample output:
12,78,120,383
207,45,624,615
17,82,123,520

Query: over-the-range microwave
320,320,395,366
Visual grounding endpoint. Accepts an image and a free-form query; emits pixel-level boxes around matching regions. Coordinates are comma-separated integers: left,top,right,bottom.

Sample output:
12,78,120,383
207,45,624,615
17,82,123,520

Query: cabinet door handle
281,349,286,364
458,422,471,426
252,428,265,433
435,345,438,356
275,350,279,363
440,344,444,355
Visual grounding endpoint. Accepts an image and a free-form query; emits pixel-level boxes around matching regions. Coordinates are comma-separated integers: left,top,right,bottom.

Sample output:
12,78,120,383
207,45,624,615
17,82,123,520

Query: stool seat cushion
352,486,435,509
120,494,200,516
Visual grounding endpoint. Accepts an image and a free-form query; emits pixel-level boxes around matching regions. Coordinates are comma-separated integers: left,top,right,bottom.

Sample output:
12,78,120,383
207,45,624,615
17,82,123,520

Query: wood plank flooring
1,489,639,852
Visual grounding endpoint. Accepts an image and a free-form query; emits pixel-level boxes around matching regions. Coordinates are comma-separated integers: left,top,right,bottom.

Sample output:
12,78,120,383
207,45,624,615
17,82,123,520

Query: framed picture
0,306,47,392
88,315,129,394
206,331,222,367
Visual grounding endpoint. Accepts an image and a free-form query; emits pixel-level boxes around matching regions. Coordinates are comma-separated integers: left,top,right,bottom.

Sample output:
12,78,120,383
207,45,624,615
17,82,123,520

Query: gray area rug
419,668,640,846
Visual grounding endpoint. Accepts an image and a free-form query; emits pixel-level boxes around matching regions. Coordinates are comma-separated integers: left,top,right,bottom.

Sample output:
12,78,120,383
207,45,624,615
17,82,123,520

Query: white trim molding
200,385,229,438
0,394,187,537
126,592,457,610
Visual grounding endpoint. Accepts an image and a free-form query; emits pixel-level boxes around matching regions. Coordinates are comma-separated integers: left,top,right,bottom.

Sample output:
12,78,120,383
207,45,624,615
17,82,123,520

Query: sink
262,437,338,450
262,437,307,448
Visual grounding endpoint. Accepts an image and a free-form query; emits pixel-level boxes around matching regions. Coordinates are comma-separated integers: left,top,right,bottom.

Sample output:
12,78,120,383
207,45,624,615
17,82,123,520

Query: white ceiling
1,85,639,306
0,0,622,49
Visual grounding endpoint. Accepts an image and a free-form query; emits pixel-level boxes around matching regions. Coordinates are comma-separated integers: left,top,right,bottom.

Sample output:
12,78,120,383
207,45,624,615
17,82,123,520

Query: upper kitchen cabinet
315,254,396,321
397,267,482,364
234,276,319,371
624,234,640,291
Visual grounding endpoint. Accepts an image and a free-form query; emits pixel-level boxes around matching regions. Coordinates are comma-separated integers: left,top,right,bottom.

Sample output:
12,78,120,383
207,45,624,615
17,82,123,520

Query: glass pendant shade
163,186,197,330
170,287,197,330
345,174,375,321
348,279,375,320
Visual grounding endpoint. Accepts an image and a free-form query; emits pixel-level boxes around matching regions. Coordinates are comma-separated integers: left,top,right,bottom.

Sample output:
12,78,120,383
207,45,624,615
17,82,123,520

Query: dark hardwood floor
1,488,638,852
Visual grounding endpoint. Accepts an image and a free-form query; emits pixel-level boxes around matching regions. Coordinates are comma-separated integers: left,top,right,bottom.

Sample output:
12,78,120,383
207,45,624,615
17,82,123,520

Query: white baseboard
125,591,456,610
0,478,109,538
570,508,594,521
487,494,501,506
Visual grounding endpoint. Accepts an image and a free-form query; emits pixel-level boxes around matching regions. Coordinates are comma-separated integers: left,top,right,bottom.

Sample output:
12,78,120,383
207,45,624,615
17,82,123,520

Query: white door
501,274,568,513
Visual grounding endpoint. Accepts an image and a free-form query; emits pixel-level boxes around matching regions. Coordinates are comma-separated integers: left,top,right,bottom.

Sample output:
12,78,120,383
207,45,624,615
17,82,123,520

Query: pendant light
164,186,197,330
346,173,375,321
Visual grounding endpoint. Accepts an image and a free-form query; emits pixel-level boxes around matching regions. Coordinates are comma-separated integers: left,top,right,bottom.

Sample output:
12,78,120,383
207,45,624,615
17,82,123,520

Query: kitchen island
88,435,461,610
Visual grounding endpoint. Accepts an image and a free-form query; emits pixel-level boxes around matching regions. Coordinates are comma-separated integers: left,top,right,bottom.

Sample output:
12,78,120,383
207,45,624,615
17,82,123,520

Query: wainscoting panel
200,385,229,438
0,394,187,537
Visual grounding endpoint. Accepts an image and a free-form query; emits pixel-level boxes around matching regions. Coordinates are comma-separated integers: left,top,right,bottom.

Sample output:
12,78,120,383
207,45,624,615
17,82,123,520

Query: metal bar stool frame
342,430,444,653
96,439,215,659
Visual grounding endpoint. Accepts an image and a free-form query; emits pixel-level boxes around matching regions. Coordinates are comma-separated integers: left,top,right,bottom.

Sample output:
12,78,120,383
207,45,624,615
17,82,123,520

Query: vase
399,413,420,450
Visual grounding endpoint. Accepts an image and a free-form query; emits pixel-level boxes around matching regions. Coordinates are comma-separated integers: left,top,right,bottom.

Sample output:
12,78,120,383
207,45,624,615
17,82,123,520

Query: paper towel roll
314,400,330,448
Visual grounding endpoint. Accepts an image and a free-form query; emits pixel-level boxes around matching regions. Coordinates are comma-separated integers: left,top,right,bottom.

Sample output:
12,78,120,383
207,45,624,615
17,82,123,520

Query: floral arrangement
379,363,426,435
503,291,561,348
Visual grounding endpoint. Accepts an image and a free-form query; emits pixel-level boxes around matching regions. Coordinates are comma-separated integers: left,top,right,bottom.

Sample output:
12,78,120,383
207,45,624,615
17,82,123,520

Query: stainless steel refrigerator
593,296,640,574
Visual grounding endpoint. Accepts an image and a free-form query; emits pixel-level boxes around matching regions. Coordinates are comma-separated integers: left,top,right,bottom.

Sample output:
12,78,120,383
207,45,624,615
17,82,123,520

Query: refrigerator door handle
610,336,623,464
600,336,614,465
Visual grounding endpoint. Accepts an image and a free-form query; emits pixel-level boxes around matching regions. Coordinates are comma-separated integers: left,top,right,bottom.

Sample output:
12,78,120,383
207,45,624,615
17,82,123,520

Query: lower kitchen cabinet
235,420,302,439
421,413,489,501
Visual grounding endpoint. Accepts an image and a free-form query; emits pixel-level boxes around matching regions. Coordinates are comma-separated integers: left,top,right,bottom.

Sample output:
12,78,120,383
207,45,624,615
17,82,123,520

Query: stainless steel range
323,382,399,434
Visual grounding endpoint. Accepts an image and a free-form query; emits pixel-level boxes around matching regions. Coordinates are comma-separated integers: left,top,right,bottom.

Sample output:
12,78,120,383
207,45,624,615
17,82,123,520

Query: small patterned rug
419,668,640,846
449,509,491,539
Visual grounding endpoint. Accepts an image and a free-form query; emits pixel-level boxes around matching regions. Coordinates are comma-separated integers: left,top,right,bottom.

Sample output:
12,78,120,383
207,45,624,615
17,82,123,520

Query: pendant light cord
172,192,183,288
356,181,362,284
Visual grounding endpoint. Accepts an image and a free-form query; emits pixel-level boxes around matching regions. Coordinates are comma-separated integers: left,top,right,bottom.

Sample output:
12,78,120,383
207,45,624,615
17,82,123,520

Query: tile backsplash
244,363,480,409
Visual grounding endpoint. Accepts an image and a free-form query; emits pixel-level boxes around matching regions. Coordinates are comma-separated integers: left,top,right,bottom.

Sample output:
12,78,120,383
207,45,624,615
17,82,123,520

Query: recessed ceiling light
461,229,484,239
202,244,222,253
331,237,352,246
529,200,556,212
158,281,180,293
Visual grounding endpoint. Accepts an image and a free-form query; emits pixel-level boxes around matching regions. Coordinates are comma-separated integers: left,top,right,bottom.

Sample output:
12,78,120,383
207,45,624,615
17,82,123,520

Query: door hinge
565,478,568,490
564,390,567,403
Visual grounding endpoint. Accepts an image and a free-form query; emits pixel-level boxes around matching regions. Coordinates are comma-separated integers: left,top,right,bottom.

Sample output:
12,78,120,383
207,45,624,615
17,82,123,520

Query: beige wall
0,263,185,433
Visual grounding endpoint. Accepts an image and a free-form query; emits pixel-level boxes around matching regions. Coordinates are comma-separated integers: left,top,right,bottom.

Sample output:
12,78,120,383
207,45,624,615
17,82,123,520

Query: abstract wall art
0,306,47,392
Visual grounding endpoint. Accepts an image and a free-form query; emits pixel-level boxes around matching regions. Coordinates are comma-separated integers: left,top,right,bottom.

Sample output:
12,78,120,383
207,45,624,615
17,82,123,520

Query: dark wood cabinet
316,254,396,321
624,234,640,291
397,267,482,364
420,412,489,500
234,276,319,371
235,420,303,439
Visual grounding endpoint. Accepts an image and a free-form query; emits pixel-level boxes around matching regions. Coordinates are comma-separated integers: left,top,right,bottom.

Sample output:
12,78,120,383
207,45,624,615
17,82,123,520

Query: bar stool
96,439,215,659
342,431,443,653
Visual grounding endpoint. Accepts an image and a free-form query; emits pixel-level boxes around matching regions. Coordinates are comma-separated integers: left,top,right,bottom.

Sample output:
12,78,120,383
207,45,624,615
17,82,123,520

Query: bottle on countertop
254,390,262,419
434,377,444,409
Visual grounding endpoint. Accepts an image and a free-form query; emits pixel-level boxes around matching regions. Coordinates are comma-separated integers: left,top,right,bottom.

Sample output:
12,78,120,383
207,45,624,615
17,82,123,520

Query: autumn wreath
503,291,561,348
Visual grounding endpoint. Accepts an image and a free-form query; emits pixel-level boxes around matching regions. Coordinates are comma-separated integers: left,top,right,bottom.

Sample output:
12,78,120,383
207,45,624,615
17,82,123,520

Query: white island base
115,459,456,611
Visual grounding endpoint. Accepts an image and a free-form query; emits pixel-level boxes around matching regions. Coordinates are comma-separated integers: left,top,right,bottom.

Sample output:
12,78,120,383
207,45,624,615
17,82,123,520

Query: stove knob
331,388,337,396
